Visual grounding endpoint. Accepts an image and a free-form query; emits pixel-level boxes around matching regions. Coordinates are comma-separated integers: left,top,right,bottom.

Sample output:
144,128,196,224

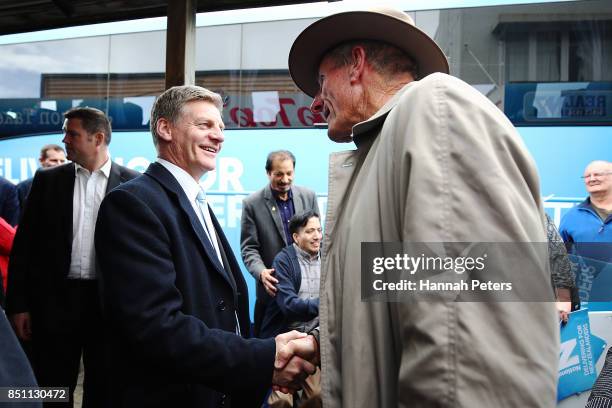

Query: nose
310,94,323,113
210,127,225,143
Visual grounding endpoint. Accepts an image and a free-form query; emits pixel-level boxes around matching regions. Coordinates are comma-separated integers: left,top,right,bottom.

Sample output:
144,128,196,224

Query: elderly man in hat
281,7,558,408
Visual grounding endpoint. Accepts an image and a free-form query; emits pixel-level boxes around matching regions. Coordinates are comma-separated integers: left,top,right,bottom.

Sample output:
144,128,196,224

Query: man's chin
327,130,353,143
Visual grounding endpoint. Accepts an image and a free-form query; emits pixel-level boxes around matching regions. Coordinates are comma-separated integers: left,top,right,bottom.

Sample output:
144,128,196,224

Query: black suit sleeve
95,188,275,395
6,172,45,315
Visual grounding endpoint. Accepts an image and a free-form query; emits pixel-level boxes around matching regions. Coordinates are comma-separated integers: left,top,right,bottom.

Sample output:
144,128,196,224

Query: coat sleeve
272,251,318,321
6,171,45,315
95,188,275,395
240,198,266,281
0,182,19,227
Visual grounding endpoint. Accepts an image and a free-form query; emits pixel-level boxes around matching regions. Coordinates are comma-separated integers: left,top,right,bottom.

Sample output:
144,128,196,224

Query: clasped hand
272,330,319,394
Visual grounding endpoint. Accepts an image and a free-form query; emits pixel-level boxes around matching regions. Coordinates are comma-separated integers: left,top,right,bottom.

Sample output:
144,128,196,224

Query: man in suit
6,107,139,407
0,176,19,227
16,144,67,212
94,85,317,408
241,150,319,336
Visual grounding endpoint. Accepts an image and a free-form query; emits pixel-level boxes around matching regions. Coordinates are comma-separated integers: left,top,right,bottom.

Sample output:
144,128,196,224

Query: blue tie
195,190,222,264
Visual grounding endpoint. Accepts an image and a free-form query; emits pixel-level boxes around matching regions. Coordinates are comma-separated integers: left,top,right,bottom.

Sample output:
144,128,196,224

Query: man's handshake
272,330,320,393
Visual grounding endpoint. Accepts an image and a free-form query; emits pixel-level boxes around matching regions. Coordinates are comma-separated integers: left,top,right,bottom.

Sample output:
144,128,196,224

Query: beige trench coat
319,73,558,407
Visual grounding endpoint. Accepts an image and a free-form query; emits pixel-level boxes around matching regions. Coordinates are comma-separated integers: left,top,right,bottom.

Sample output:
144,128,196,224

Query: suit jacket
5,162,139,324
240,184,319,301
16,177,33,213
0,176,19,227
94,162,275,408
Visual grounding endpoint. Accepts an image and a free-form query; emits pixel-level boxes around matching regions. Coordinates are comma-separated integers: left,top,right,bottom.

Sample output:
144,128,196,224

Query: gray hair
325,40,418,80
150,85,223,146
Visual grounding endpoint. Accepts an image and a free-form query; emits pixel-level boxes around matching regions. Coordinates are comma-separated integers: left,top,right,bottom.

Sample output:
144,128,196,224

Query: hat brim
288,11,450,97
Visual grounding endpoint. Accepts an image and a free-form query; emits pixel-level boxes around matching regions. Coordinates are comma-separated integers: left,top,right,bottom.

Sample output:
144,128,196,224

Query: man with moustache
241,150,318,336
95,86,316,408
280,7,558,407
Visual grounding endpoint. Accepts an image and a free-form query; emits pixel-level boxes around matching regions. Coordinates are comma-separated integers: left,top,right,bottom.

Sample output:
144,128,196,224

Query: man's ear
94,132,105,147
348,45,367,84
292,232,299,245
156,118,173,142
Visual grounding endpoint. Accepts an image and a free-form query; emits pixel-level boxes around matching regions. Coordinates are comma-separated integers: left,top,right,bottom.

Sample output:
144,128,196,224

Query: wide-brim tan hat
288,8,449,97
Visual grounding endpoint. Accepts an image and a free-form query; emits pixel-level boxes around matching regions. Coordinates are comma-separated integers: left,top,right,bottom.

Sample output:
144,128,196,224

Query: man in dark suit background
6,107,139,407
0,176,19,227
16,144,67,212
241,150,319,337
94,85,317,408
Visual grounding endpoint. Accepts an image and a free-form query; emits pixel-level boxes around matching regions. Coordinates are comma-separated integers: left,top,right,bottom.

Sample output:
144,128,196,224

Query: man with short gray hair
279,7,558,407
95,85,317,408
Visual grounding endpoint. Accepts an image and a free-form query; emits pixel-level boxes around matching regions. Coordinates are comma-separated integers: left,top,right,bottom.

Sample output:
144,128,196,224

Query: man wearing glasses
559,160,612,261
559,160,612,408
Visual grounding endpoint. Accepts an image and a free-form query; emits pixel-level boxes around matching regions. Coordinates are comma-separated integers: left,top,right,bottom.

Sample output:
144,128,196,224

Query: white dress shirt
68,158,111,280
157,159,223,266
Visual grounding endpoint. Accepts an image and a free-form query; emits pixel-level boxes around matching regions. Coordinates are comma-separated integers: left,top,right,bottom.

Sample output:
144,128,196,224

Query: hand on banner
556,301,571,324
273,331,319,393
272,331,318,393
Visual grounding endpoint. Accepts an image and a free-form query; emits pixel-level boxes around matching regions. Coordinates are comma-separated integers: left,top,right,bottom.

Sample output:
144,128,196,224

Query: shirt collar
272,187,293,201
157,158,203,202
74,157,112,178
352,81,415,147
293,243,320,261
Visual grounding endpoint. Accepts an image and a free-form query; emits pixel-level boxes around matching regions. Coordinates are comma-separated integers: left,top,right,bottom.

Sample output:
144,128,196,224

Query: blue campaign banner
558,309,600,401
570,254,612,311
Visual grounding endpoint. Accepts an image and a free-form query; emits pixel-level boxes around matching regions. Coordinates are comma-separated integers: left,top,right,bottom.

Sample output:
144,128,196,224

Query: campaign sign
571,254,612,311
558,309,599,401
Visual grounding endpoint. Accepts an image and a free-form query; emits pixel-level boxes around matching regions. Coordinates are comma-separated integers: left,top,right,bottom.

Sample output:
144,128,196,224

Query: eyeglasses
581,172,612,180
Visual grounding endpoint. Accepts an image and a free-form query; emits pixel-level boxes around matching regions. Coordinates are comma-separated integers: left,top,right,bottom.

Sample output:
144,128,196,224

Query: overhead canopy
0,0,322,36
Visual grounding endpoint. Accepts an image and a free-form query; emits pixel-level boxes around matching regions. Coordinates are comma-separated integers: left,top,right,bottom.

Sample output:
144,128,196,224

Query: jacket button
218,300,226,311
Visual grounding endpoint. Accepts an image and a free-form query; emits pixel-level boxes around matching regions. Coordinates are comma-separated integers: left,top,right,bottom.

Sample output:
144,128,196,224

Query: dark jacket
95,162,275,408
260,245,319,338
0,176,19,227
6,162,139,318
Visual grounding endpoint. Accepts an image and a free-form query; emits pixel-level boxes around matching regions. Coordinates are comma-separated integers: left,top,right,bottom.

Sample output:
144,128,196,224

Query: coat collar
105,162,124,194
144,162,231,284
352,81,415,148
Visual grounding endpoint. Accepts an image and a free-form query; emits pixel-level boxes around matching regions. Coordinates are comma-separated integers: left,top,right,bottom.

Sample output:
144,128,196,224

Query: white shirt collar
157,158,202,202
74,157,112,178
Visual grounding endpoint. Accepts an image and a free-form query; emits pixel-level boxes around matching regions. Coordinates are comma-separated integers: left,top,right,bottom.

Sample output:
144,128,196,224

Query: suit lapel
61,164,75,254
145,163,232,286
264,186,287,245
293,187,305,215
106,162,121,194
